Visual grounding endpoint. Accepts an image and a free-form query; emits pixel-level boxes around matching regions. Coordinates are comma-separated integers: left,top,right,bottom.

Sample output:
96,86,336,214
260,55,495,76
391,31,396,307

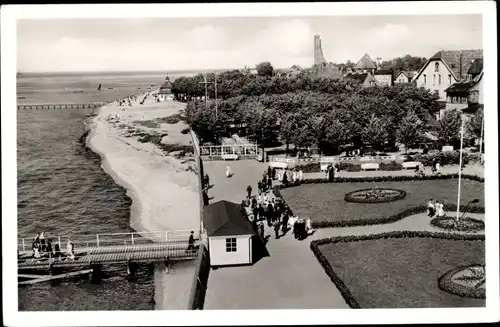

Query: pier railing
17,103,107,110
200,144,258,160
18,229,201,252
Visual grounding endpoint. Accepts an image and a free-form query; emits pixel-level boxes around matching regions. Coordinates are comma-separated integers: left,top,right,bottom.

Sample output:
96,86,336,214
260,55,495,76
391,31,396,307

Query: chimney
459,51,463,79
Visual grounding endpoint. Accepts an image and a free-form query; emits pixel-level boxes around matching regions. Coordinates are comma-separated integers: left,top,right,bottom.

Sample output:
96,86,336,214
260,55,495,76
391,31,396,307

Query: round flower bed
430,216,485,232
344,188,406,203
438,265,486,299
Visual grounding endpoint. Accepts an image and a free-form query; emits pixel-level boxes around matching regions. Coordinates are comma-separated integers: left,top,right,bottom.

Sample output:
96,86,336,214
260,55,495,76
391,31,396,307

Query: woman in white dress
298,169,304,181
225,164,232,178
66,239,75,260
437,201,445,217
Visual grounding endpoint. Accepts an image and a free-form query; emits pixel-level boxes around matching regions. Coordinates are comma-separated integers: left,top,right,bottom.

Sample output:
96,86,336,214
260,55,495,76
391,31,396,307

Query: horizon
17,15,483,73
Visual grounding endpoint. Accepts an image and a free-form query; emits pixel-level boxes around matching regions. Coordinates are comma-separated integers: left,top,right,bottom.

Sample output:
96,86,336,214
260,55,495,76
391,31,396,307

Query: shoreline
85,92,200,235
84,92,201,310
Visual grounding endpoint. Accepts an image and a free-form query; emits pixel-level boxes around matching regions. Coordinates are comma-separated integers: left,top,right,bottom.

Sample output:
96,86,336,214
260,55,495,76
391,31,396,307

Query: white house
158,75,173,102
413,49,483,103
203,200,256,267
394,71,417,84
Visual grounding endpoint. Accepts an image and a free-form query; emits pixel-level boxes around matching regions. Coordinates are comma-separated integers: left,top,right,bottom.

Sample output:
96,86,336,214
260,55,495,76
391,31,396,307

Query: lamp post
456,113,465,221
460,199,480,220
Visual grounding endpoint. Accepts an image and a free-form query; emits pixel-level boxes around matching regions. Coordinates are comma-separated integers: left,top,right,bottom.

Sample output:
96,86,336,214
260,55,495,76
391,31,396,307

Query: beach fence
187,243,210,310
199,144,258,160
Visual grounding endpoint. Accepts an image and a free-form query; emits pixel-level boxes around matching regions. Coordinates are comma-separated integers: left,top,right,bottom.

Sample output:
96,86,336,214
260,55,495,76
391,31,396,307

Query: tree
437,110,462,147
397,110,424,154
256,61,274,77
466,108,484,149
360,114,389,153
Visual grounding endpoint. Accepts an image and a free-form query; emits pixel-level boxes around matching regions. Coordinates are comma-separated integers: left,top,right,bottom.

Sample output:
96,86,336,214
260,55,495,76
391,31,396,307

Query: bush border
430,216,485,233
273,174,484,229
438,264,486,299
310,231,486,308
344,188,407,203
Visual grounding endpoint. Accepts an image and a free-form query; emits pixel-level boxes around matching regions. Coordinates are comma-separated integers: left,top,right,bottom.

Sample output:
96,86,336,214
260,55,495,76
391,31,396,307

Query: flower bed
344,188,406,203
430,216,485,232
311,231,485,308
438,265,486,299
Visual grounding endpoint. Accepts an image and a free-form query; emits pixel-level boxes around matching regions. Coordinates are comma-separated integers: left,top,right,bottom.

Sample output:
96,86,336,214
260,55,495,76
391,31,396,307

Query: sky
17,15,483,72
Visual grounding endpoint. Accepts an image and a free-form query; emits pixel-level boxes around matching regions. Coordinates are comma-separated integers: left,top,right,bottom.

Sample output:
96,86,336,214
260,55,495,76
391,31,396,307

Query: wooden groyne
17,103,106,110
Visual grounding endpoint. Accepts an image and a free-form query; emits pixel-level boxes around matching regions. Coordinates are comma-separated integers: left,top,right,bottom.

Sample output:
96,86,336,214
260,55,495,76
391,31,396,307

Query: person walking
246,185,253,199
258,203,266,223
273,220,281,239
204,173,210,189
267,166,272,180
282,170,288,185
427,199,435,217
298,168,304,181
258,221,265,240
257,180,263,195
267,176,272,191
435,161,441,175
282,211,289,235
267,202,274,227
225,164,232,178
437,201,445,217
186,231,196,252
32,240,40,258
46,239,53,258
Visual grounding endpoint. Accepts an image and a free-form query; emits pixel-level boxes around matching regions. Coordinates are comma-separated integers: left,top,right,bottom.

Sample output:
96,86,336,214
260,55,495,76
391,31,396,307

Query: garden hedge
272,173,484,228
344,188,407,203
430,216,485,233
310,231,485,308
438,265,486,299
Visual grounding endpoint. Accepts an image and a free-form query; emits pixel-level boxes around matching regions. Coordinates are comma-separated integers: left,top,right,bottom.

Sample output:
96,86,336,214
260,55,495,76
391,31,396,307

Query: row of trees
180,60,482,156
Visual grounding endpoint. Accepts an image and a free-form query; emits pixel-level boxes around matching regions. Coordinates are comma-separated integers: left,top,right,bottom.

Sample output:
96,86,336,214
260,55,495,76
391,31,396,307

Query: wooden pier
17,103,106,110
18,230,202,273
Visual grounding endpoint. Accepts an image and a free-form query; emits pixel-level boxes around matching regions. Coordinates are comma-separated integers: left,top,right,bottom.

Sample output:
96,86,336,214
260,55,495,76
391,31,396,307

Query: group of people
324,163,340,181
241,170,312,241
277,167,304,184
30,232,75,260
427,199,446,218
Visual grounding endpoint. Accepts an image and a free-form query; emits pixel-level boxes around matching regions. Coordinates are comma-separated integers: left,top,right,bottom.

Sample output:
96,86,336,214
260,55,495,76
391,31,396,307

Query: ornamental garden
177,64,486,309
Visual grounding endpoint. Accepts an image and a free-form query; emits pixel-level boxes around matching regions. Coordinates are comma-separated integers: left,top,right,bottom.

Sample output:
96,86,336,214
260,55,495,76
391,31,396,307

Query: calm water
16,71,187,311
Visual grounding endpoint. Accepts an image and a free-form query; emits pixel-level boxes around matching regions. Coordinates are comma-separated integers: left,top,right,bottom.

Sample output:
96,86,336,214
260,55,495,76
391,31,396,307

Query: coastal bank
85,93,201,309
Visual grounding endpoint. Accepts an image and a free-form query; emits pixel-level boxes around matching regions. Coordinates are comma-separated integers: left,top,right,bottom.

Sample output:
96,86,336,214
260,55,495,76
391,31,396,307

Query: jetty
17,103,106,110
18,230,202,283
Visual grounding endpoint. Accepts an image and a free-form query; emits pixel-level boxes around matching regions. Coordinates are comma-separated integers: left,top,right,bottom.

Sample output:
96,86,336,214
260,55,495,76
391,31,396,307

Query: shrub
430,216,485,232
295,162,321,173
339,162,362,172
379,161,403,171
310,231,485,308
413,151,472,167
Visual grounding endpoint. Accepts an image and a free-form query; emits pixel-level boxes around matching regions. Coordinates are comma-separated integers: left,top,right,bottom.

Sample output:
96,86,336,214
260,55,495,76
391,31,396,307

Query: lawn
318,236,485,308
280,179,484,224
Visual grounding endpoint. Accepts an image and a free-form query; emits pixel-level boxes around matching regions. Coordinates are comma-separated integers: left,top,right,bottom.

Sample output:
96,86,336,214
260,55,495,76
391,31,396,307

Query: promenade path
202,159,484,310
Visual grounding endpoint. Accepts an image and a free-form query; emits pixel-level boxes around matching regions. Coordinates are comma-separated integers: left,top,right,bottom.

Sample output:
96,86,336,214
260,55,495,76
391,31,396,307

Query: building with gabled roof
444,58,484,118
373,69,394,86
203,200,255,266
394,71,417,84
158,75,173,101
354,53,377,73
413,49,483,102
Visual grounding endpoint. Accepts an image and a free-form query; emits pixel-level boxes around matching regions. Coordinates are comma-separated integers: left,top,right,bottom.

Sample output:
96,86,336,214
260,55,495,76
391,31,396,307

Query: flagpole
456,114,465,221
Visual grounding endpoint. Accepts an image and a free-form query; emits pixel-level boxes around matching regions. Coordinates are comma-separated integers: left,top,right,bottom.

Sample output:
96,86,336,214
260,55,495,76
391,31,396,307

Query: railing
200,144,258,159
18,229,201,252
17,103,106,110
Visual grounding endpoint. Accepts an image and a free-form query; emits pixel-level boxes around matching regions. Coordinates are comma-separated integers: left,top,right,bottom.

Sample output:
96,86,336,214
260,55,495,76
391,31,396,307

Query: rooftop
343,72,369,83
203,200,255,237
355,53,377,70
430,49,483,80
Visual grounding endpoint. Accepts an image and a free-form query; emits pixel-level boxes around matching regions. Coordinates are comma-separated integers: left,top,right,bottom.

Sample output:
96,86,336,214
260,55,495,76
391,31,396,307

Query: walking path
201,160,484,309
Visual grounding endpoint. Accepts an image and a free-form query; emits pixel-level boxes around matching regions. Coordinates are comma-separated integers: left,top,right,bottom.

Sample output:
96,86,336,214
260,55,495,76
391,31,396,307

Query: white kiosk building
203,200,256,267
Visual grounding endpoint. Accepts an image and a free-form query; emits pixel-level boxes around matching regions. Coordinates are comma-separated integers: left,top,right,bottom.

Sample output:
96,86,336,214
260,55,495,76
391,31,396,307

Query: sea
16,71,194,311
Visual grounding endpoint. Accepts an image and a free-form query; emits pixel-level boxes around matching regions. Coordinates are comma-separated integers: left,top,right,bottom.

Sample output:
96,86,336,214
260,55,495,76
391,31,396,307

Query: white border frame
2,2,498,326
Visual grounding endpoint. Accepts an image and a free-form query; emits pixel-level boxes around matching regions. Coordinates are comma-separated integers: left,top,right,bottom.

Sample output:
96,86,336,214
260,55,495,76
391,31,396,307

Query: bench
361,163,380,171
222,154,239,161
402,161,420,170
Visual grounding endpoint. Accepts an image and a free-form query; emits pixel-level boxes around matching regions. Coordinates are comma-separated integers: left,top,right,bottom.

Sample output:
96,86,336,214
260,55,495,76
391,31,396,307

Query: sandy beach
86,93,200,234
86,92,201,309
